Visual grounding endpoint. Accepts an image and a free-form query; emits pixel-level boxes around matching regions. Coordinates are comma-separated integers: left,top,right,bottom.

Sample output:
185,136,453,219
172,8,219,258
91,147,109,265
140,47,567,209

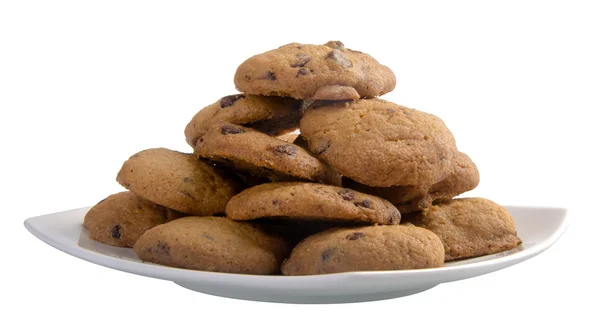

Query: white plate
24,205,567,304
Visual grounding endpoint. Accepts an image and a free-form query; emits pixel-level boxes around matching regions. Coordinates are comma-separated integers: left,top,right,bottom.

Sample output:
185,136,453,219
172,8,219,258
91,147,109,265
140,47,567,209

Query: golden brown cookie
344,151,480,213
225,182,401,225
116,148,241,216
414,198,522,261
234,41,396,100
300,99,458,187
83,191,183,247
133,216,288,274
194,123,341,185
281,224,445,275
184,94,304,147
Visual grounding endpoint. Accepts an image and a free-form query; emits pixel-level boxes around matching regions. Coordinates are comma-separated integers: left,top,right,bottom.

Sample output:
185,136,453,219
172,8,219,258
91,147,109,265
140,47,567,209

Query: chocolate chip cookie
194,123,341,185
234,41,396,100
344,151,480,213
83,191,183,247
116,148,241,216
225,182,401,225
184,94,304,147
300,99,458,187
281,224,445,275
414,198,522,261
133,216,288,274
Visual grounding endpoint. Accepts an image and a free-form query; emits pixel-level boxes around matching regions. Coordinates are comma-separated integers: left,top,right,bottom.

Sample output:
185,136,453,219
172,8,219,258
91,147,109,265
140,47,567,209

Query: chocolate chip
260,71,277,80
220,125,244,135
325,49,352,67
157,242,170,255
202,234,215,241
197,137,204,143
354,199,371,208
291,54,311,68
296,67,310,77
269,144,297,156
219,94,245,108
337,189,355,201
111,224,122,239
346,232,365,241
324,40,345,50
321,247,339,262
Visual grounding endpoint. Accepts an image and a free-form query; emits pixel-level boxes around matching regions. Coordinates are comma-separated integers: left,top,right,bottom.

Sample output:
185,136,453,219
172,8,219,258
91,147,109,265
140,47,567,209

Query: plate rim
24,205,569,285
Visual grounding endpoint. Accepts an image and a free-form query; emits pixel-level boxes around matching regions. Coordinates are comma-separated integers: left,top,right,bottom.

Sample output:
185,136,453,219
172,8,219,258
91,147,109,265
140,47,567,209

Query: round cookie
414,198,522,261
281,224,445,275
194,123,341,186
116,148,241,216
300,99,458,187
83,191,183,247
133,216,288,274
225,182,401,225
234,41,396,100
184,94,304,147
344,151,480,213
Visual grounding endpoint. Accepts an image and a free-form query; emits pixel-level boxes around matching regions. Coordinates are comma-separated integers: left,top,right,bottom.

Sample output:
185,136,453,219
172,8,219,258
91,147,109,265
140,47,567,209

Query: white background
2,1,599,335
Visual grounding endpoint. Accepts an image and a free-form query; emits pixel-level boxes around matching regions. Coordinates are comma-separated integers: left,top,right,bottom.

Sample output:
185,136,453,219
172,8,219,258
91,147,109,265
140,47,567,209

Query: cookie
300,99,457,187
234,41,396,101
414,198,522,261
83,191,183,247
133,216,288,274
184,94,304,147
194,123,341,185
281,224,445,275
225,182,401,225
344,151,480,213
116,148,241,216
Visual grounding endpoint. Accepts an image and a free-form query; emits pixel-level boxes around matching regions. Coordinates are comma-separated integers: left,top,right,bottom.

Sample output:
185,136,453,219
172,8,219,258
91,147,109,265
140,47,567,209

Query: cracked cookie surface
225,182,401,225
344,151,480,213
234,41,396,100
116,148,241,216
133,216,288,274
83,191,183,247
195,123,341,185
184,94,304,147
413,198,522,261
300,99,457,187
281,224,444,275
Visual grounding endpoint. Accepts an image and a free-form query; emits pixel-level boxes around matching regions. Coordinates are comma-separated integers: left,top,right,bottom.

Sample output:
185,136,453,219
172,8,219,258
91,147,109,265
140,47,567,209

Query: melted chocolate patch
220,94,245,108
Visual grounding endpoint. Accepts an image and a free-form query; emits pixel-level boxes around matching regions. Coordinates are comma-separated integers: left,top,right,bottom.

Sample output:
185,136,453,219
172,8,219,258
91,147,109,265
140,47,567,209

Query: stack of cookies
83,41,522,276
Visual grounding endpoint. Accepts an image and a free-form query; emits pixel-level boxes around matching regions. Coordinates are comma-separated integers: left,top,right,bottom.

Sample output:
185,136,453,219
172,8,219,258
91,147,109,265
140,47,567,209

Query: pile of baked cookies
83,41,522,275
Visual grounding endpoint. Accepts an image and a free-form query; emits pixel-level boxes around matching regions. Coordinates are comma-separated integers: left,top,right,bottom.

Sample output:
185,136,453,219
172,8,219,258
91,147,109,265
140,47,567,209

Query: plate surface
24,205,567,304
